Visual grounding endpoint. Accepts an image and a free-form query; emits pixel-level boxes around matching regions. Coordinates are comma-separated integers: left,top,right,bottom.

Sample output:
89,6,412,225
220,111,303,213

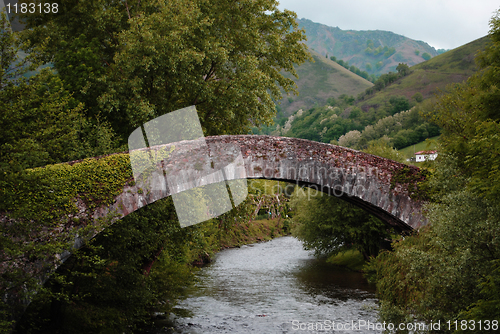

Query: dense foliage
365,9,500,332
0,13,86,173
19,0,310,142
339,106,440,150
1,1,307,331
284,96,366,142
276,92,439,150
290,188,394,261
0,11,121,330
17,197,191,333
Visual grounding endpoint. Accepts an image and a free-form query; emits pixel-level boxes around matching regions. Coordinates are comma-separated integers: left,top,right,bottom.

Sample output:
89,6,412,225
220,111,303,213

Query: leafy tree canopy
0,12,87,173
366,9,500,328
291,188,394,261
19,0,311,141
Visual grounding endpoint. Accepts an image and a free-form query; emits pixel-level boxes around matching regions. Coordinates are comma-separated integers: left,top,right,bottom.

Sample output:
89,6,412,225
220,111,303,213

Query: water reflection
295,258,376,301
162,236,381,333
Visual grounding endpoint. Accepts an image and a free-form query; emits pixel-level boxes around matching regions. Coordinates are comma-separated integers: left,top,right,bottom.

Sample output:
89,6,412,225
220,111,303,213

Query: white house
415,150,438,162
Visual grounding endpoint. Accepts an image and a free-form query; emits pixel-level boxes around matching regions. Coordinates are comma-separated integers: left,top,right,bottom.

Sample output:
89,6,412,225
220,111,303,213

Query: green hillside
278,36,488,150
400,136,439,159
298,18,439,76
357,36,489,112
277,49,373,116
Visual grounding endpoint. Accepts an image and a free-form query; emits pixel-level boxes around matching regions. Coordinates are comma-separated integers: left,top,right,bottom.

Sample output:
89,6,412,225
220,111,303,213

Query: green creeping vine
0,153,135,327
47,154,133,210
3,153,135,236
390,165,431,201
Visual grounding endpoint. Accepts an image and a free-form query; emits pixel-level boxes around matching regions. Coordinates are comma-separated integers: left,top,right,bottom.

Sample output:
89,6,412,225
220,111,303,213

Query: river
160,236,381,333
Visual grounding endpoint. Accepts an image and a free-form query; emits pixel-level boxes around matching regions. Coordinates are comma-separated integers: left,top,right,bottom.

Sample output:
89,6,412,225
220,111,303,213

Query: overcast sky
277,0,499,50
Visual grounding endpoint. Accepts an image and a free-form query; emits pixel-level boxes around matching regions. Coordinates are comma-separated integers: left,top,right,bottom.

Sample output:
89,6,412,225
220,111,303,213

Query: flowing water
161,236,381,333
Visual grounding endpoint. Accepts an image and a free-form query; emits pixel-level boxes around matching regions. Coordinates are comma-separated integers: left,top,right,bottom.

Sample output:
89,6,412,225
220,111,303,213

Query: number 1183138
447,320,498,331
6,2,58,14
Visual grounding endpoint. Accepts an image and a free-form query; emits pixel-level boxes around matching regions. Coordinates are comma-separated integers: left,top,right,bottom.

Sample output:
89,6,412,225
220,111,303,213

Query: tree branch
125,0,131,19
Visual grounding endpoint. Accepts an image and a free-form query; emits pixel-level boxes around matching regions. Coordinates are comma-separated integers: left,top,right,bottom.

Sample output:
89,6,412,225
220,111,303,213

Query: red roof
415,150,437,155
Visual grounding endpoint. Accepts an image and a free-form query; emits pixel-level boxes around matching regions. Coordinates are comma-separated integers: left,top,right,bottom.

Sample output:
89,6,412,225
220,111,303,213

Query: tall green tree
0,12,118,174
0,12,82,173
291,188,394,261
19,0,310,141
0,12,125,331
396,63,410,76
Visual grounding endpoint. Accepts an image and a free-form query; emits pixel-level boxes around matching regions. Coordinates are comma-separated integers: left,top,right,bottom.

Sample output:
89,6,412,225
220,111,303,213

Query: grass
278,49,373,115
218,217,290,249
399,136,440,160
359,36,488,109
413,36,488,73
326,249,366,272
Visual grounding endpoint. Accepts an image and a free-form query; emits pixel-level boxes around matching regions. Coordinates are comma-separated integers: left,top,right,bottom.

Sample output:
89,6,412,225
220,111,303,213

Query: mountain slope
278,48,373,115
357,36,489,111
279,35,488,148
297,18,439,75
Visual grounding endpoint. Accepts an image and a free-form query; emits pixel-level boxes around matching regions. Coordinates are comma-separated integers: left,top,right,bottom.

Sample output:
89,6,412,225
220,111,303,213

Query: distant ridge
297,18,439,75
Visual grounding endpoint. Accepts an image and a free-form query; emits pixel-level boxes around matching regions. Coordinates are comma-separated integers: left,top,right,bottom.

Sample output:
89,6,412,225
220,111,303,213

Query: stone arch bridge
89,135,427,237
1,134,430,325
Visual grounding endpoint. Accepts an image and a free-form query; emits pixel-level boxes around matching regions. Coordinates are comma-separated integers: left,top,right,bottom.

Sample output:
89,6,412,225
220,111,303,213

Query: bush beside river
14,193,291,334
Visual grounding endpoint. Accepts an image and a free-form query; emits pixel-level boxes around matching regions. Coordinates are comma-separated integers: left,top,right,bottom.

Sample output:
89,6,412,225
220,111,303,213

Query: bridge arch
88,135,427,242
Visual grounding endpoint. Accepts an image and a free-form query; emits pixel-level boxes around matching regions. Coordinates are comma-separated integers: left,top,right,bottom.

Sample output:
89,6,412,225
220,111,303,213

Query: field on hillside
265,34,486,155
358,37,489,111
400,136,440,159
277,49,373,116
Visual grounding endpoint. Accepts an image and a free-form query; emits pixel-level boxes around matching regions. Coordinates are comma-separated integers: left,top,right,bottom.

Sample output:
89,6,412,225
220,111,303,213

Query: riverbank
15,198,291,334
189,217,291,265
326,250,366,272
219,217,290,247
160,236,379,334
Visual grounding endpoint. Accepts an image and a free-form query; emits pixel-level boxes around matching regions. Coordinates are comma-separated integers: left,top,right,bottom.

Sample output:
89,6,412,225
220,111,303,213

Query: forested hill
276,49,373,116
357,36,489,112
269,35,488,149
297,18,439,76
